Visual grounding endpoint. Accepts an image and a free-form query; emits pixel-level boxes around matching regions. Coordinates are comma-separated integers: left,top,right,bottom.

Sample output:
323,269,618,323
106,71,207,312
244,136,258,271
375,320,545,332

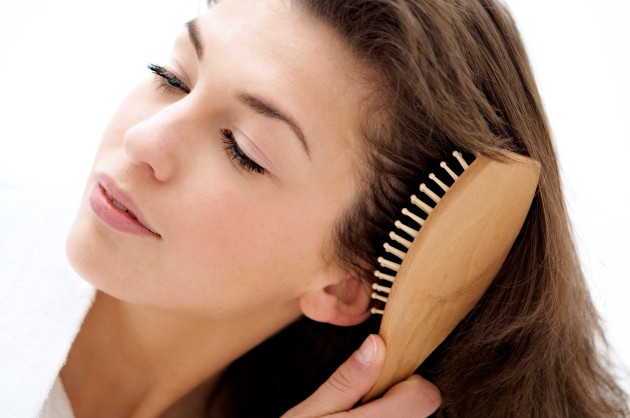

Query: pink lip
89,174,160,238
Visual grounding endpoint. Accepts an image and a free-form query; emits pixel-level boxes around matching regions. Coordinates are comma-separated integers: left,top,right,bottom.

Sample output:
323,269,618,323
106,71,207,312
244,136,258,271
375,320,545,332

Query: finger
283,334,386,417
346,374,441,418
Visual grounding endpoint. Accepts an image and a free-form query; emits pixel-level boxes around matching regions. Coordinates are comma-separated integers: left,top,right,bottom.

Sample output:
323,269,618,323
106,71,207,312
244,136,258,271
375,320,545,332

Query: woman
4,0,628,416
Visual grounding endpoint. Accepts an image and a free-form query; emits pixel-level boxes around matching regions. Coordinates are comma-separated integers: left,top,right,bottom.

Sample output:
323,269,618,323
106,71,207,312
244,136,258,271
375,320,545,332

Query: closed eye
148,63,191,94
220,129,267,175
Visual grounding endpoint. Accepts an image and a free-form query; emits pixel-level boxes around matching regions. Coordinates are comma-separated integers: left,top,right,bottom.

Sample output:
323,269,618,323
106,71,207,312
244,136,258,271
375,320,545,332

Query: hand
281,334,441,418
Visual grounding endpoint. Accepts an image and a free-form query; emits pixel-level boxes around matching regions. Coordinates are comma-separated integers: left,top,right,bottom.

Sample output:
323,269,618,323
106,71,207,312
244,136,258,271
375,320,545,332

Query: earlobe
299,276,372,326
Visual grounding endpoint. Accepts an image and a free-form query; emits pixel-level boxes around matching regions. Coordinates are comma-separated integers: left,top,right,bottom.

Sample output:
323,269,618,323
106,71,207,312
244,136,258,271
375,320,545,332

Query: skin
63,0,440,416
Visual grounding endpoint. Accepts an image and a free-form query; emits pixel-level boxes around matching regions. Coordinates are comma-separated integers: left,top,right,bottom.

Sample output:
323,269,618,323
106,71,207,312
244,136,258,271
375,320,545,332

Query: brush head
371,151,472,313
363,151,541,402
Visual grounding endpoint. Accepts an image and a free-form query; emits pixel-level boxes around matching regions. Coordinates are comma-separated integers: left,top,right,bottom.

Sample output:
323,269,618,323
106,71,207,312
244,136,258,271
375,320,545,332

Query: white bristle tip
402,208,425,226
371,292,389,303
377,257,400,272
420,183,441,203
440,162,459,181
374,270,396,283
384,243,406,260
453,151,469,169
429,173,449,192
372,283,392,294
389,231,412,249
411,195,434,215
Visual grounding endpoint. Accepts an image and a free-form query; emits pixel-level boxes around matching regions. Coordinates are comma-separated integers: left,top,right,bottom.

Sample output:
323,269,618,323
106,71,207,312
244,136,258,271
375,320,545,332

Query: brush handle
362,152,540,402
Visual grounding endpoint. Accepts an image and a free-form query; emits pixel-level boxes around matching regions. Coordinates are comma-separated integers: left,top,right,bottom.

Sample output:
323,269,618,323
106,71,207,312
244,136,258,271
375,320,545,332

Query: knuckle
326,366,356,395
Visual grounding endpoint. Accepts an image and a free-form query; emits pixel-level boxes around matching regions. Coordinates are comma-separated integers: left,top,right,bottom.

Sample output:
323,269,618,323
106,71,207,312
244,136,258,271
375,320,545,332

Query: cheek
163,188,329,311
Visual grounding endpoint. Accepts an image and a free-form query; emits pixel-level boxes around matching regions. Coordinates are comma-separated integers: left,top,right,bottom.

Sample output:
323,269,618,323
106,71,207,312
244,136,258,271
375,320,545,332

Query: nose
123,101,191,182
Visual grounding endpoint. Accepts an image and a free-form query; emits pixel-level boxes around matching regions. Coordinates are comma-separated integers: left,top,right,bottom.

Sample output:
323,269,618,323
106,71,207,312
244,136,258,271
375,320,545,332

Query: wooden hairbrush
362,150,541,402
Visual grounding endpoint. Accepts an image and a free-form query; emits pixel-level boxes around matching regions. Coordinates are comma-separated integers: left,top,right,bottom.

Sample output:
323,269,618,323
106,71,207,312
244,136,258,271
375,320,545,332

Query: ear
299,276,372,326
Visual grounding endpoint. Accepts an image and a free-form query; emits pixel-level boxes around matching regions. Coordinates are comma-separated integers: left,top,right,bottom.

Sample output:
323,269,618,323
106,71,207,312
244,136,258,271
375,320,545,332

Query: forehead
197,0,370,161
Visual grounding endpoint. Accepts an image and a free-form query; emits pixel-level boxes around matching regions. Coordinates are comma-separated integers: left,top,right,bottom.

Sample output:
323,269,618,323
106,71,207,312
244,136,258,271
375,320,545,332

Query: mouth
89,174,161,238
103,188,139,220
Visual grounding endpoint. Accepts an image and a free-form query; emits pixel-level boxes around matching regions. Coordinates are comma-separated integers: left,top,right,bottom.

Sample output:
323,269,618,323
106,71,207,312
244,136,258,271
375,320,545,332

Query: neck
60,290,301,418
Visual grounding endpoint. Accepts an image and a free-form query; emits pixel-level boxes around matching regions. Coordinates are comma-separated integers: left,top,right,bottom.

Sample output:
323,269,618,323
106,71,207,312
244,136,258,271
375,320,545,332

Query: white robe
0,189,95,418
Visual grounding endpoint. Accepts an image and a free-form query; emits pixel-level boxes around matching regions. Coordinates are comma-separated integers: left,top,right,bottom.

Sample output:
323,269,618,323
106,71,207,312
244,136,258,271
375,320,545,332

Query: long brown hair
208,0,629,416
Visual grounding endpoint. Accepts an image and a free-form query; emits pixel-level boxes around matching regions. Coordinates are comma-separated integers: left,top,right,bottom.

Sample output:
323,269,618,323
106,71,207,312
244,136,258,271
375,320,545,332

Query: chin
66,208,108,289
65,203,133,301
66,213,183,311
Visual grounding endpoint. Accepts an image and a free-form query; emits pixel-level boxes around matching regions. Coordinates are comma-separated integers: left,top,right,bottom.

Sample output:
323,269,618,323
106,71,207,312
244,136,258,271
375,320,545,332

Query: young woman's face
67,0,370,319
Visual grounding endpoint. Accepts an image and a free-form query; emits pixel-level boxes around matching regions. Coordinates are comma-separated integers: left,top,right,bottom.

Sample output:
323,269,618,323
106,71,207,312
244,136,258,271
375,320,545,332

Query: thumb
283,334,386,417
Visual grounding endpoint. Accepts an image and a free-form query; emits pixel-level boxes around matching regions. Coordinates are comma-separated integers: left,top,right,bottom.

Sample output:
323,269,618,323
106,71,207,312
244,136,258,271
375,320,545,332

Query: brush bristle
371,151,474,314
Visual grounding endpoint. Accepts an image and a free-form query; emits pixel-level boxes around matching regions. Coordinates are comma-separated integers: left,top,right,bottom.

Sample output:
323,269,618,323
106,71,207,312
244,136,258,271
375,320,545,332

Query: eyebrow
185,18,311,159
185,19,204,59
237,93,311,159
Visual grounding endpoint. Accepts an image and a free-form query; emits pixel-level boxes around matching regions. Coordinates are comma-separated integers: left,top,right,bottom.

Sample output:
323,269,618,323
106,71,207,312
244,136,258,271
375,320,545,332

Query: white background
1,0,628,396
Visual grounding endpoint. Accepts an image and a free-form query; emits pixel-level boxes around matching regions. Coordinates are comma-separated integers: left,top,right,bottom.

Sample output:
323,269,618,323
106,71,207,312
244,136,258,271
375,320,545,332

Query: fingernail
356,335,377,365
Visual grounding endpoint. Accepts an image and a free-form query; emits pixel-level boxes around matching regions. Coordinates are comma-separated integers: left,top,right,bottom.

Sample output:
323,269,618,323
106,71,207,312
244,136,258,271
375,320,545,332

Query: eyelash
148,63,191,94
148,64,266,176
220,129,267,175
